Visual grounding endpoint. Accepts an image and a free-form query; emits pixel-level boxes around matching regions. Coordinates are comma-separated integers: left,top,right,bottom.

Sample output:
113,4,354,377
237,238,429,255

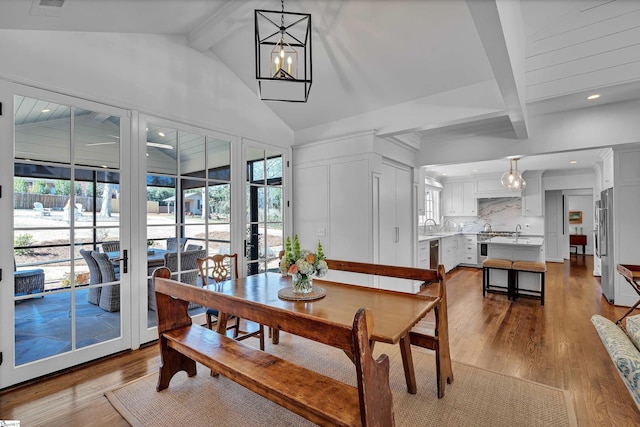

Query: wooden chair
197,254,265,350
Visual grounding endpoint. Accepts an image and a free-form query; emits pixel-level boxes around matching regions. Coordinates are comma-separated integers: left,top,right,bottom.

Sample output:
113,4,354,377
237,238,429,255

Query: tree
54,180,71,196
14,177,28,193
31,179,48,194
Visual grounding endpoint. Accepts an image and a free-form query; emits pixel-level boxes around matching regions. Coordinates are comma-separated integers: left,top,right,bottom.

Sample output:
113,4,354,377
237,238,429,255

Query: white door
1,83,132,387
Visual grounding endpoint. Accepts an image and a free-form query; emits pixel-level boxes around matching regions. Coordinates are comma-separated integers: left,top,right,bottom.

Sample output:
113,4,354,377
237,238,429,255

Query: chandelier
255,0,312,102
501,158,526,191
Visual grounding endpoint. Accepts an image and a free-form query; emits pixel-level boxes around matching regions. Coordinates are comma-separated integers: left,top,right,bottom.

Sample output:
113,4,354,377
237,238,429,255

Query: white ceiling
1,0,639,175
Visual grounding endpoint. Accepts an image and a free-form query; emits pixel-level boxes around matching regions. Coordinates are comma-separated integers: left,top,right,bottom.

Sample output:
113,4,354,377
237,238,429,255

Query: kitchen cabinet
459,234,477,266
417,168,426,216
418,240,430,269
380,161,413,265
441,235,459,273
442,180,476,216
522,171,543,216
603,149,614,189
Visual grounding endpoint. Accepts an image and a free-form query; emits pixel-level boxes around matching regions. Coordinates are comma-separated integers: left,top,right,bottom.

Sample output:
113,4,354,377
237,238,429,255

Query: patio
14,288,204,366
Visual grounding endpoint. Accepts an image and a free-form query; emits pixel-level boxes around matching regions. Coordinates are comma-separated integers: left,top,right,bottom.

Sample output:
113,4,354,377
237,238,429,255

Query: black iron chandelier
255,0,312,102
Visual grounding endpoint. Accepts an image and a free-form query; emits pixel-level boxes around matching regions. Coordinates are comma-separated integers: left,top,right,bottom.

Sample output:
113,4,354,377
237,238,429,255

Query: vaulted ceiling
2,0,639,176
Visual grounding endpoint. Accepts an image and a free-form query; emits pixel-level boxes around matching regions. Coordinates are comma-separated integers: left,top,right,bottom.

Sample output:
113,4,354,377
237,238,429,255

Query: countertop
418,232,543,245
486,236,544,246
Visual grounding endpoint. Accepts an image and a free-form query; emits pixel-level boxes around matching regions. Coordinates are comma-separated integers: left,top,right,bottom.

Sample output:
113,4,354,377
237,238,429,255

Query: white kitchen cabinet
417,168,426,216
441,235,459,273
380,161,413,266
418,240,430,269
442,180,476,216
462,181,477,216
459,234,478,266
522,171,543,216
603,149,614,189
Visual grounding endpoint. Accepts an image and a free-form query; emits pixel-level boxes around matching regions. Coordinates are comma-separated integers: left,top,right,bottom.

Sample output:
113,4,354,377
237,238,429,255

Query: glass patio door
140,116,235,343
0,84,132,387
245,145,285,275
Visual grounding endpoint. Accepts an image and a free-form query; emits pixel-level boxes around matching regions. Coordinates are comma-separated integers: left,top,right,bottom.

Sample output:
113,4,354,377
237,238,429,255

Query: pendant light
255,0,312,102
501,158,526,191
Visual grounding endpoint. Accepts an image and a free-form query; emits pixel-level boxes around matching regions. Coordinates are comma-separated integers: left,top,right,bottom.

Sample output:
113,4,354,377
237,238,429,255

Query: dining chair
91,251,120,312
79,249,102,305
197,254,265,351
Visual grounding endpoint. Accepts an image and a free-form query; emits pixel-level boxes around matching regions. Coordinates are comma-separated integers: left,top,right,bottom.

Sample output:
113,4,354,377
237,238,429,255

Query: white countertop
486,236,544,246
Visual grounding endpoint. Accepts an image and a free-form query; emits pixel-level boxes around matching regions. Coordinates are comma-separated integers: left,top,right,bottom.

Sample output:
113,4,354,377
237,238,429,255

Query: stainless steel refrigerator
598,188,614,303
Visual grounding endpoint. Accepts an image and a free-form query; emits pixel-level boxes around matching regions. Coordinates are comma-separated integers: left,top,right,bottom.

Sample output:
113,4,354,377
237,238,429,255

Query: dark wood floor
2,255,639,426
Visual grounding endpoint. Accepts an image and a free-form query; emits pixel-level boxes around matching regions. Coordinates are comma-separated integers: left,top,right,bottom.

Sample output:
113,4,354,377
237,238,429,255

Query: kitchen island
486,236,545,294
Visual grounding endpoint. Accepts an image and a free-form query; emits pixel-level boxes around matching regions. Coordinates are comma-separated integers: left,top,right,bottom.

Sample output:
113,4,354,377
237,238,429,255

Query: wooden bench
153,267,395,427
325,260,453,398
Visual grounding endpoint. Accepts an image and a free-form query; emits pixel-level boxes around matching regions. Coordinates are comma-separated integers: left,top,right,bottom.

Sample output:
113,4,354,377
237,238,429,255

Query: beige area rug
106,334,577,427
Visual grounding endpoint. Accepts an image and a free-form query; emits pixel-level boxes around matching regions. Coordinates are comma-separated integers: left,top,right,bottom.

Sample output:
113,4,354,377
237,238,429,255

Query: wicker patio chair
148,249,207,311
91,251,120,312
14,259,45,297
79,249,102,305
101,241,120,253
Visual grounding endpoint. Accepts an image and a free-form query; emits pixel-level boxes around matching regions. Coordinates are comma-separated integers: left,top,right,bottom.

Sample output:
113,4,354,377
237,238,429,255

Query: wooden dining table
208,271,449,396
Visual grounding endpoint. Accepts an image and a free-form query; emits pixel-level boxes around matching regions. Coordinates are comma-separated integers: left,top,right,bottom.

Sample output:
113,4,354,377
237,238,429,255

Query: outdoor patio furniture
185,244,203,251
33,202,51,216
148,249,206,311
101,241,120,253
79,249,102,305
14,260,45,297
75,203,85,215
166,237,187,251
91,251,120,312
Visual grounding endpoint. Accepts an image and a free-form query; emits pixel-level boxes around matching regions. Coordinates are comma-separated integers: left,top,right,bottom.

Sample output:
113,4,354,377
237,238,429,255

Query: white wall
0,30,293,146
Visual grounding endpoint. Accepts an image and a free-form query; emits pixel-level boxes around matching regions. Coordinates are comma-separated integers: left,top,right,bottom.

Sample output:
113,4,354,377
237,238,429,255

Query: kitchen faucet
515,224,522,239
423,218,437,234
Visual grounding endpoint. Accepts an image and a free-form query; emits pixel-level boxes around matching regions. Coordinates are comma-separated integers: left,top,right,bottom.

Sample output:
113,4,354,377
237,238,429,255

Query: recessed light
586,94,600,100
158,132,165,137
570,160,577,164
41,109,50,113
441,173,447,176
472,169,478,173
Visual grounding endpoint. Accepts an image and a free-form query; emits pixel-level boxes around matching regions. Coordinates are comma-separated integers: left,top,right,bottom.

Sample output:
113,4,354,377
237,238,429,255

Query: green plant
14,233,35,255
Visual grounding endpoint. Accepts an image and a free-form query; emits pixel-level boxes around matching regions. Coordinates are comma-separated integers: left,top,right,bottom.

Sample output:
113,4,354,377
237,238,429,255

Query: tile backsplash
444,197,544,235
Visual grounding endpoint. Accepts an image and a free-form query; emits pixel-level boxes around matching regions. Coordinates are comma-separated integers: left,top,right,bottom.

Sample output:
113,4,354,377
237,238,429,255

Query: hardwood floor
2,255,639,426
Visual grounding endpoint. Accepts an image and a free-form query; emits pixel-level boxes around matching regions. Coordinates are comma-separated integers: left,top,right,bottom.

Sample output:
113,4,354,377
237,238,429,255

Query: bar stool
512,261,546,305
482,258,513,299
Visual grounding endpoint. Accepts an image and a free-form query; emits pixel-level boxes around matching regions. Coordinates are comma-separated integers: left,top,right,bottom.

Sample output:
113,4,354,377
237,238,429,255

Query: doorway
1,84,132,387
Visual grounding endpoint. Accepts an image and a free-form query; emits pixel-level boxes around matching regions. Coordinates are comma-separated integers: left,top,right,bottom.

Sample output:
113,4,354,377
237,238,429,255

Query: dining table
208,271,450,396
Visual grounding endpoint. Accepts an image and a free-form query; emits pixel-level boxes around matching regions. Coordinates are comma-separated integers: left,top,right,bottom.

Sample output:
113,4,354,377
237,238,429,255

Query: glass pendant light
501,158,526,191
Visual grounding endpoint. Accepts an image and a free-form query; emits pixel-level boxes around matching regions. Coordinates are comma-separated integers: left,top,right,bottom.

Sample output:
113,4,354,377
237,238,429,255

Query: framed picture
569,211,582,224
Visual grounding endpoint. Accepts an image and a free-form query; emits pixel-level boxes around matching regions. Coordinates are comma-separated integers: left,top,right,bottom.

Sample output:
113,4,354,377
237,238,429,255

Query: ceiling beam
466,0,529,140
187,1,258,52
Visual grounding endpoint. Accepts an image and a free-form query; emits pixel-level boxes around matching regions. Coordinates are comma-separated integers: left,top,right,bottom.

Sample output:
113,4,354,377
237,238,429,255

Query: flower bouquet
280,234,328,294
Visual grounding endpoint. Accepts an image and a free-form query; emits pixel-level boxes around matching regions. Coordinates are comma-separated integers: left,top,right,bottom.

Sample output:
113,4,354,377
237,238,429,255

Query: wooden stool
512,261,546,305
482,258,513,299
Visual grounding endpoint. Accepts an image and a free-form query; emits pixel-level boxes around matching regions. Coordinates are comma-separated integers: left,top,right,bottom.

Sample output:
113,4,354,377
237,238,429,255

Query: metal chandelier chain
281,0,285,28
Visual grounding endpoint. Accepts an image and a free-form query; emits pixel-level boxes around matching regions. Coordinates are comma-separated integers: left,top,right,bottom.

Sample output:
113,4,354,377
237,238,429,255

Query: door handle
113,249,128,274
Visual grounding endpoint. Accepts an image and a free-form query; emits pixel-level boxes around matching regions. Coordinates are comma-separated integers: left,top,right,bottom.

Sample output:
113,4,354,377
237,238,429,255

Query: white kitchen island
486,236,545,294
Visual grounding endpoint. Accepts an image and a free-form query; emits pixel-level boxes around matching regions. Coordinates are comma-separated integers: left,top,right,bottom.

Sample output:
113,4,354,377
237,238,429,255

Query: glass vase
292,273,313,294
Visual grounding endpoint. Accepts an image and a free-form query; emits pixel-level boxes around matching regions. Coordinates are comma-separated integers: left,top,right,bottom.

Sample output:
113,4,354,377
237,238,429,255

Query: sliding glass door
0,84,132,387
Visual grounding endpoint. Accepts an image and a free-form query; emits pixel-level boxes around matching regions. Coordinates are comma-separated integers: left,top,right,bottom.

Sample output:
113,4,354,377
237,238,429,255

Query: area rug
106,334,577,427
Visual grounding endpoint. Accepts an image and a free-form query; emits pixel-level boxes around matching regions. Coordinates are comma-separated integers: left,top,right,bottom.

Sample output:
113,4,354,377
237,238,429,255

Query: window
424,186,441,224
